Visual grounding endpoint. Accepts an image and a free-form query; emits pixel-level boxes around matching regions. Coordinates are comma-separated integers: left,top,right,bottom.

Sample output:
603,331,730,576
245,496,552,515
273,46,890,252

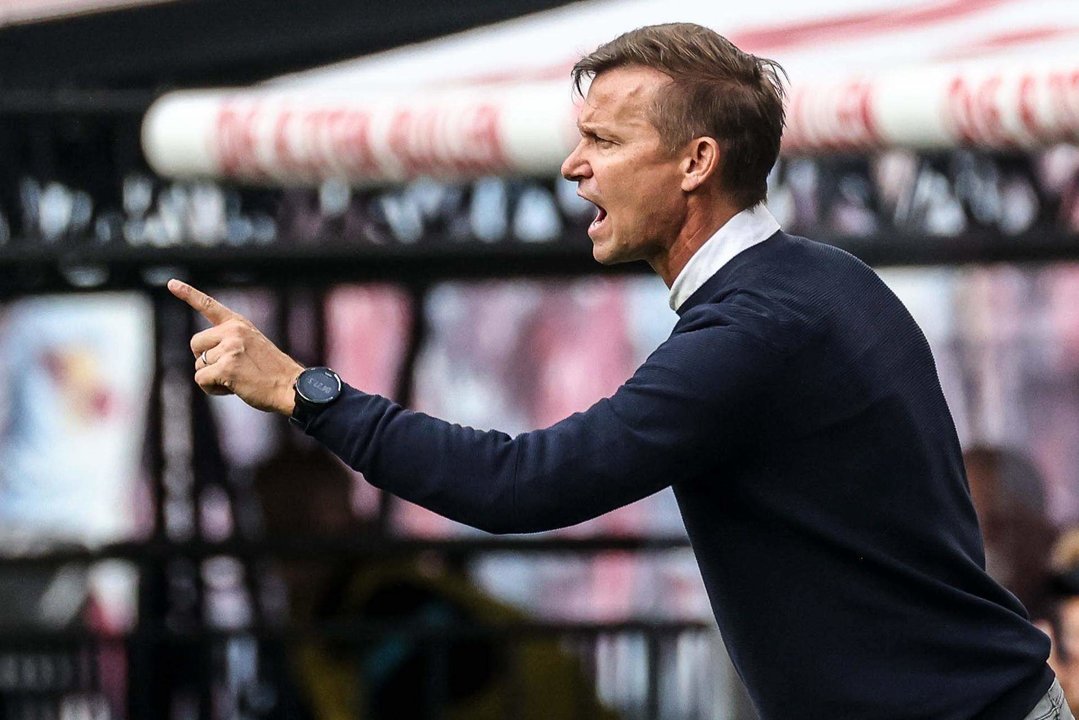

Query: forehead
579,65,670,128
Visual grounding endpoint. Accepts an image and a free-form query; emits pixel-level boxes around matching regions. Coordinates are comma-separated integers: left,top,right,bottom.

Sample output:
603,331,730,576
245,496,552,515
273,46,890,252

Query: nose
561,140,590,182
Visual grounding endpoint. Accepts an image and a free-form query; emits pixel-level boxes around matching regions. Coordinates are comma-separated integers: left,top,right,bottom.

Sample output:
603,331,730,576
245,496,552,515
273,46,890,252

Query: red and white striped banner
142,56,1079,185
783,59,1079,153
142,83,576,185
140,0,1079,185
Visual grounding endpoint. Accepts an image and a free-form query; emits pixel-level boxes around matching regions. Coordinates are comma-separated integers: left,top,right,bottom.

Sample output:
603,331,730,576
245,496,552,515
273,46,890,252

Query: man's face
561,66,689,267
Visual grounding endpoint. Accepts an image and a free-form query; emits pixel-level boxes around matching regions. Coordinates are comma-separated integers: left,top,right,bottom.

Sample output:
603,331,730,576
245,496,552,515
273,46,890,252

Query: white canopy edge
142,55,1079,186
141,0,1079,185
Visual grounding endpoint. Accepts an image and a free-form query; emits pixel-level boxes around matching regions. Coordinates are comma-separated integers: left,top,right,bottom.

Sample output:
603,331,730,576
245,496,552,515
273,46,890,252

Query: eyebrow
577,121,611,138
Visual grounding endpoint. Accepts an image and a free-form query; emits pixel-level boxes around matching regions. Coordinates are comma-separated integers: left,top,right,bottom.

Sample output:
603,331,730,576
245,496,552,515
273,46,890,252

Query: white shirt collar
668,204,780,311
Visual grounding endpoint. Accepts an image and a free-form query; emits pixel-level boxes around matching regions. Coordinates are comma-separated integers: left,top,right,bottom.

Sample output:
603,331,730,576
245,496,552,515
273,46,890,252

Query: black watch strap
289,367,343,429
288,395,319,429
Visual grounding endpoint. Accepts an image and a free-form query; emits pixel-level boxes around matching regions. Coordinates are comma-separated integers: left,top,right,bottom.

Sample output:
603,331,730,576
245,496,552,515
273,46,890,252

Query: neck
650,195,743,287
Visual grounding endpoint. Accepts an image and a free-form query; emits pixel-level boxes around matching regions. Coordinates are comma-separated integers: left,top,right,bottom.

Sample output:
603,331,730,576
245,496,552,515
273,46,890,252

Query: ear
680,137,721,192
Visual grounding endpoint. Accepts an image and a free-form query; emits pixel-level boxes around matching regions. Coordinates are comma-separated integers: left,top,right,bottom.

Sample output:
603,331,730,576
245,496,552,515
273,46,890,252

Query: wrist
280,365,304,416
289,366,344,428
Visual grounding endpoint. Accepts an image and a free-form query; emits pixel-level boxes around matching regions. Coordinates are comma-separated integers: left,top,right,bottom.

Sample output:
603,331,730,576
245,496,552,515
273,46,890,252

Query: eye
580,129,615,148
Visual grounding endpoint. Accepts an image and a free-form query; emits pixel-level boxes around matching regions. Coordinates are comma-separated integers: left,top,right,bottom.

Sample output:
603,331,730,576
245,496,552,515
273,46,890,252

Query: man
1040,529,1079,717
964,446,1057,618
170,23,1065,719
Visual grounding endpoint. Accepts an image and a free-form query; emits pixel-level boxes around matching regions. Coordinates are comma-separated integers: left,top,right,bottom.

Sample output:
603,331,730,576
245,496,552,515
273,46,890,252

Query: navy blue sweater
305,232,1052,719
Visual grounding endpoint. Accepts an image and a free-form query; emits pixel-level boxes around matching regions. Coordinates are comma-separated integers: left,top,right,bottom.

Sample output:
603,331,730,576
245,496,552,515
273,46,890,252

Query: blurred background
2,0,1079,718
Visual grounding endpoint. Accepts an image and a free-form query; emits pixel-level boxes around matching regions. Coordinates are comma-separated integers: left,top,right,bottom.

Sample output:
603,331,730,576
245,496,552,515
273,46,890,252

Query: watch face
296,367,342,405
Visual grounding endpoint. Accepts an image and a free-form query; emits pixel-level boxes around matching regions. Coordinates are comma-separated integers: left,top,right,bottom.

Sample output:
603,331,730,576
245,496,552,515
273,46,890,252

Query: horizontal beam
2,228,1077,298
0,535,693,568
0,618,714,645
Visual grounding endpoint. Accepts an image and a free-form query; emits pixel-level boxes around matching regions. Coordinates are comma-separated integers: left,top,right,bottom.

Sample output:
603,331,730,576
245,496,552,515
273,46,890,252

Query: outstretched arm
169,279,775,535
302,323,775,534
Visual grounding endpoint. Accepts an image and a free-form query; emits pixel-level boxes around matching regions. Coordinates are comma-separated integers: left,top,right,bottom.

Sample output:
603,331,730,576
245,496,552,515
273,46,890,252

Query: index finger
167,279,240,326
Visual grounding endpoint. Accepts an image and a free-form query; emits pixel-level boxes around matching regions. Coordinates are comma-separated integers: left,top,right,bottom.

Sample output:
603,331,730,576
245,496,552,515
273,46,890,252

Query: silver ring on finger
200,350,209,366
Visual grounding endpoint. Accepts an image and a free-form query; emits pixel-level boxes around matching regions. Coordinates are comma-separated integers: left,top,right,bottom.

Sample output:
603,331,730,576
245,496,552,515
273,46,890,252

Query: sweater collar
668,204,780,312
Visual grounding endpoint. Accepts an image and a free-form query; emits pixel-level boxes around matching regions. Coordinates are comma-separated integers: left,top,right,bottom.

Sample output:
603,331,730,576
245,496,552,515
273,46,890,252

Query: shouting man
170,23,1065,719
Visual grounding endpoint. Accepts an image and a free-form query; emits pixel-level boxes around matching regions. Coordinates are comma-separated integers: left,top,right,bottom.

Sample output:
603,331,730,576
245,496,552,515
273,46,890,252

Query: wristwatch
290,366,343,428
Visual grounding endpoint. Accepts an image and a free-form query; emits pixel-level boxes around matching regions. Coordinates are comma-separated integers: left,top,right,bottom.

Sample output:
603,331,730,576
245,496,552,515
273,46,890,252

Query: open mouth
590,205,608,230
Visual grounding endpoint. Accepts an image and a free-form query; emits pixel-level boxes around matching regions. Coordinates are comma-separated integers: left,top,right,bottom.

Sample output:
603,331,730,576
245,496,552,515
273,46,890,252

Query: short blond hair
572,23,786,209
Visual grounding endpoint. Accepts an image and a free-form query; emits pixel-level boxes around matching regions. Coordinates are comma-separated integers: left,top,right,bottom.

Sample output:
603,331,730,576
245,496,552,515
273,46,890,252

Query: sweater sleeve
303,317,777,534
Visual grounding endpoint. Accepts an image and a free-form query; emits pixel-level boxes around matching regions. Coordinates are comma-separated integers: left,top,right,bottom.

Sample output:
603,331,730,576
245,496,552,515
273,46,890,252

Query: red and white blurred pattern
143,0,1079,184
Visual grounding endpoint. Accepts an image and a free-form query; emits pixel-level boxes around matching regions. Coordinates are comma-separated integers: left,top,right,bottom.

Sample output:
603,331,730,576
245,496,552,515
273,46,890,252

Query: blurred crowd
966,445,1079,716
4,127,1079,720
7,271,1079,718
3,146,1079,253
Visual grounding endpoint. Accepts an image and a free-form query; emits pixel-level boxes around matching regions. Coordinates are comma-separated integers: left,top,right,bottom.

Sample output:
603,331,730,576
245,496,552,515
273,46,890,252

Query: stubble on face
570,67,688,271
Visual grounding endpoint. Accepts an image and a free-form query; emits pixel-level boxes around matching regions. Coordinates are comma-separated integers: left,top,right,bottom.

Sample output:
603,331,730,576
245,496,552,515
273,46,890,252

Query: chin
592,245,625,266
593,240,644,267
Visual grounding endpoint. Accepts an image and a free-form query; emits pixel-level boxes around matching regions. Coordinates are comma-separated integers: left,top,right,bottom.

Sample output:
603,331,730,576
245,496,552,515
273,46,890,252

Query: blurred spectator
964,446,1057,617
1037,529,1079,715
251,440,618,720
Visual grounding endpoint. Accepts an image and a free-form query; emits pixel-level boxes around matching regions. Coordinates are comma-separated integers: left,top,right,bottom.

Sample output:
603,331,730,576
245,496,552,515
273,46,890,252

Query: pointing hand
168,279,304,415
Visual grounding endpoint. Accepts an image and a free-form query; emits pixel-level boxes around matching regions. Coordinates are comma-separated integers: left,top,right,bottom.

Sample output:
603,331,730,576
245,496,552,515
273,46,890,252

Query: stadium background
2,0,1079,718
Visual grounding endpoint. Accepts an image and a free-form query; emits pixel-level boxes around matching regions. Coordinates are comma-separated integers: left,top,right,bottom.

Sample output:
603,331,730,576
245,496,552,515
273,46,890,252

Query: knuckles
189,318,258,356
185,311,273,402
222,318,254,338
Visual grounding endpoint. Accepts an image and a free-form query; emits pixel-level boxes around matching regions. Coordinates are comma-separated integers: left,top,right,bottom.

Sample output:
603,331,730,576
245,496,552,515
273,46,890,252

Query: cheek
641,182,685,224
636,162,681,197
602,158,683,233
